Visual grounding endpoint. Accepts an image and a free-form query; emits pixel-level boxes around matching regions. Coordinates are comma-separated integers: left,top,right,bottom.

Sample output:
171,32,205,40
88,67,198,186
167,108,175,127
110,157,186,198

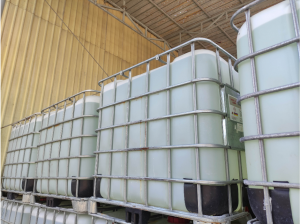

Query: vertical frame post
124,71,132,203
76,93,86,197
47,106,59,194
66,97,76,196
34,112,45,196
26,114,38,192
245,9,273,224
107,77,117,200
191,43,203,216
94,83,104,197
56,101,67,195
228,58,234,88
166,53,173,211
237,151,244,211
144,62,150,206
216,48,233,217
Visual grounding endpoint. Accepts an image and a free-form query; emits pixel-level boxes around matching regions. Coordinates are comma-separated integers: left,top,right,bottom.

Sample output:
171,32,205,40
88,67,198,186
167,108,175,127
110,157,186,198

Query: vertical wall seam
9,1,39,124
1,4,29,124
1,3,18,76
1,1,10,35
29,0,52,115
59,0,75,100
48,0,67,104
36,0,60,112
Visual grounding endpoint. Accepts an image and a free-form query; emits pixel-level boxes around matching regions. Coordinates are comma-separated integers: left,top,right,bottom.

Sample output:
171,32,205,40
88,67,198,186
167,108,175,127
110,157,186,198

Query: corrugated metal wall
1,0,176,165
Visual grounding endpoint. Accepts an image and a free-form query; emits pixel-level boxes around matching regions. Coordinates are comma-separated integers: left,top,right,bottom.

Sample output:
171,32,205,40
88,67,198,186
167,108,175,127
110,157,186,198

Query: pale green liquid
97,51,247,213
3,119,41,191
237,3,300,223
36,96,99,196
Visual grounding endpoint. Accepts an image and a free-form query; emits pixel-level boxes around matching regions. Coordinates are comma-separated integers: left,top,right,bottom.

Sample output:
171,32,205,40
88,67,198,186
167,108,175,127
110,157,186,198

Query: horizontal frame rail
98,38,237,84
97,78,226,111
35,155,95,163
94,143,230,154
39,115,98,132
233,36,300,70
5,146,38,153
3,161,35,166
237,82,300,103
240,131,300,142
244,180,300,189
9,132,39,141
41,90,101,112
96,110,226,132
30,193,90,201
89,197,249,223
37,135,97,147
94,174,241,186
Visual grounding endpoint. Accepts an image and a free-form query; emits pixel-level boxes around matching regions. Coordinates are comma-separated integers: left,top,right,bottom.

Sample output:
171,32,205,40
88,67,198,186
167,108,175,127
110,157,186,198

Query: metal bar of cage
65,96,76,196
144,62,150,207
93,37,248,222
12,119,28,191
98,38,236,84
89,197,249,223
231,0,300,223
33,90,100,200
95,109,226,131
96,78,228,111
124,71,132,203
1,198,130,224
166,50,172,211
191,43,202,216
93,83,104,198
245,9,273,223
24,114,38,192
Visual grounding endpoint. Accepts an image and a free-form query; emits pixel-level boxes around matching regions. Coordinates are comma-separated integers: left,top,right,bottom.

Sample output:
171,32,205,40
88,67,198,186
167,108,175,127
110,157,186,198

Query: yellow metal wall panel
1,0,177,167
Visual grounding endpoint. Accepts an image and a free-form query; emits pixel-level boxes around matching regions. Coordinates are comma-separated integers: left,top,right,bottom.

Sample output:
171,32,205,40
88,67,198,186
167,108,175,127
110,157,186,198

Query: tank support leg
125,208,150,224
88,200,98,214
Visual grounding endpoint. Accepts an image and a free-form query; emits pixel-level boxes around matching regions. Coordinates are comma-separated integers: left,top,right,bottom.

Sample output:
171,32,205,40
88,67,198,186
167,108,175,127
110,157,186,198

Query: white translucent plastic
36,95,99,196
1,201,32,224
237,0,300,222
97,50,247,213
2,116,42,191
29,208,93,224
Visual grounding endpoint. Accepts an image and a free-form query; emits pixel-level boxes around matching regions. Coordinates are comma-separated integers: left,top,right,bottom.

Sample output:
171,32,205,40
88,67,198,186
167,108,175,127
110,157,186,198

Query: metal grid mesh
91,38,249,222
1,113,41,194
33,90,101,200
231,0,300,223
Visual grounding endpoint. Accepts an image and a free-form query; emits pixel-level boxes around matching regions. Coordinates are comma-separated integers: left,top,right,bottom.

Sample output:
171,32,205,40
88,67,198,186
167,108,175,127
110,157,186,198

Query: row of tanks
2,0,299,223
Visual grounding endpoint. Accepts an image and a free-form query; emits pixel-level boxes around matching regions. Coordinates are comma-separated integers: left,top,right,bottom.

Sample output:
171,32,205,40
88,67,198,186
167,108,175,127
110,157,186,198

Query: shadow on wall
1,0,5,15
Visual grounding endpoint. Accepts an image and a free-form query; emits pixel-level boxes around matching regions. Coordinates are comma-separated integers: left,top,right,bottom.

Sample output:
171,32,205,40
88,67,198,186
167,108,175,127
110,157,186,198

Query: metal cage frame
230,0,300,223
1,113,41,195
90,37,251,223
1,198,129,224
32,90,101,203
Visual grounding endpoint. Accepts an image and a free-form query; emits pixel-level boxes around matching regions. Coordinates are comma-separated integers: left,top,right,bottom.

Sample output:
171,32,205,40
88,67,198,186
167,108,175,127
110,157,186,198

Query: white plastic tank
35,94,99,197
1,200,32,224
2,114,42,192
29,207,92,224
236,0,299,223
96,49,248,215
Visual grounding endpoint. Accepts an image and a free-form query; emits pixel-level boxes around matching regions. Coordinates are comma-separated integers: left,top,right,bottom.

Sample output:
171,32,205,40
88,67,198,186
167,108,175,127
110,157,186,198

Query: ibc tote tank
1,200,32,224
35,92,99,198
2,114,42,193
95,49,248,217
236,0,300,223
